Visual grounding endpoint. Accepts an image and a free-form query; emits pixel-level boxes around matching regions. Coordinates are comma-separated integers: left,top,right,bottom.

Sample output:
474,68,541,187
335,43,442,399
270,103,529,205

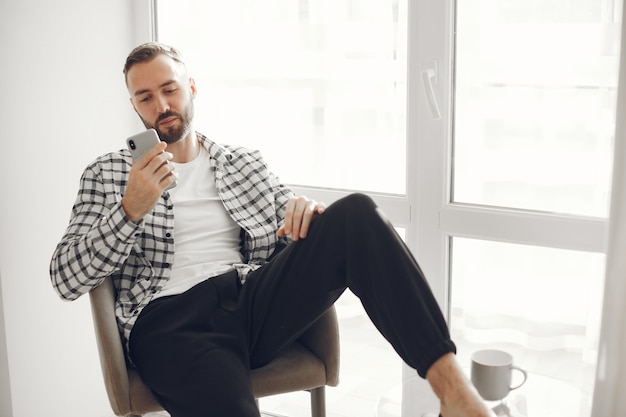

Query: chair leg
310,386,326,417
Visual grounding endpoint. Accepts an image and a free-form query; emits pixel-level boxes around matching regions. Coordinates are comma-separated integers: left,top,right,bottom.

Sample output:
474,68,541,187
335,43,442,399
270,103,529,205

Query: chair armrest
89,277,131,416
297,306,340,386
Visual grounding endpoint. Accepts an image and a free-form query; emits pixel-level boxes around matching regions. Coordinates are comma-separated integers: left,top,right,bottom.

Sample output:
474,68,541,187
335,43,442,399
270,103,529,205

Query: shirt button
164,263,171,268
166,232,172,238
167,205,174,210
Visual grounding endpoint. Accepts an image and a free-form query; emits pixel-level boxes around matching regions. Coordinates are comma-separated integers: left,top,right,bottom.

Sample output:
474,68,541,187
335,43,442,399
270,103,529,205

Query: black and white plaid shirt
50,132,293,351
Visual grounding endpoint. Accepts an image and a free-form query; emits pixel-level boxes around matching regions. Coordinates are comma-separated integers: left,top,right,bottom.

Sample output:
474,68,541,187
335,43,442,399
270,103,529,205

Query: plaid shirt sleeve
50,153,142,301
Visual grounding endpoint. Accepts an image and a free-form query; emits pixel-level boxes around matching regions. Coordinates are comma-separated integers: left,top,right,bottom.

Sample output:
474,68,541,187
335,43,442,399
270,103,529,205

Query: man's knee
331,193,377,217
334,193,392,225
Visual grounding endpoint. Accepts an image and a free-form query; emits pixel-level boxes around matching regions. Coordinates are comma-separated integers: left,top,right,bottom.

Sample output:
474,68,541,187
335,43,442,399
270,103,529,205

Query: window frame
411,0,609,315
147,1,613,414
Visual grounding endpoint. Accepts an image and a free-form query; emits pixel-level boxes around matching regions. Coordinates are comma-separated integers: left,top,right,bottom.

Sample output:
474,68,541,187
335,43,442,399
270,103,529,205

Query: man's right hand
122,142,177,223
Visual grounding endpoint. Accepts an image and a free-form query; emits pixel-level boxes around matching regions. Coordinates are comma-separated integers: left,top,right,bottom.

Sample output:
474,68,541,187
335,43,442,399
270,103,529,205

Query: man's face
126,54,196,144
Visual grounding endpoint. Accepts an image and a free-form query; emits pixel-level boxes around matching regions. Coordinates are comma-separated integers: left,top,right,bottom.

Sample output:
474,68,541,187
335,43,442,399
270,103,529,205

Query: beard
140,101,195,144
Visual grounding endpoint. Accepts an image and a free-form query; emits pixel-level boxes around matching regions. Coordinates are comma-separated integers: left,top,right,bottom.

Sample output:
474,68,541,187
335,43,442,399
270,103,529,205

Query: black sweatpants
129,193,456,417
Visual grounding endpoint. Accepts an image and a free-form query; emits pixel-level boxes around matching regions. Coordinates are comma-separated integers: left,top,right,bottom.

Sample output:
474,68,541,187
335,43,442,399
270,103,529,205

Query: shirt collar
196,132,233,164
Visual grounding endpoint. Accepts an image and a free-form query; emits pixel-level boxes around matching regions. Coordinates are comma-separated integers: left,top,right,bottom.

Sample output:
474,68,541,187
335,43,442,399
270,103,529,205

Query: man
50,42,494,417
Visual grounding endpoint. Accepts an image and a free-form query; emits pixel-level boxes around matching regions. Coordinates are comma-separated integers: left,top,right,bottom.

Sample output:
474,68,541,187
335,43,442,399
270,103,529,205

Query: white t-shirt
154,146,244,298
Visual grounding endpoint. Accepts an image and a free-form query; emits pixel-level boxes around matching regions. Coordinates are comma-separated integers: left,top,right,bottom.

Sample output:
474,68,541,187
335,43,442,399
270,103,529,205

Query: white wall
0,1,150,416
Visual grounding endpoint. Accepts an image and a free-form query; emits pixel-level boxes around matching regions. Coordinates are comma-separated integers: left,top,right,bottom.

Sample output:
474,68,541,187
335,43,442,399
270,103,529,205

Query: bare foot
426,353,496,417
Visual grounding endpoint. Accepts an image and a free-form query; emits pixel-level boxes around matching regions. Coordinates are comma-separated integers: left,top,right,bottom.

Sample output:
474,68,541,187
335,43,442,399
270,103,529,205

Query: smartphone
126,129,161,161
126,129,177,189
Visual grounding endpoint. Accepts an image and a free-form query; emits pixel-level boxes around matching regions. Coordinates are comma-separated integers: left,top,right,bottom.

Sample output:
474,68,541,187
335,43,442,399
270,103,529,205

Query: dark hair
123,42,186,84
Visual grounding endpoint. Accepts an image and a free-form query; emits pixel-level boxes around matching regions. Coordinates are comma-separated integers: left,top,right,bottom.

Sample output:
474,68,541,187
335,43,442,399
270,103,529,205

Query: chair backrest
89,277,132,415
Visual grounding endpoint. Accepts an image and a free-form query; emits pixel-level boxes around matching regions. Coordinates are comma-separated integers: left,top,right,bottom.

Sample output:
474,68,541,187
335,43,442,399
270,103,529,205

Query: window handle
421,63,442,119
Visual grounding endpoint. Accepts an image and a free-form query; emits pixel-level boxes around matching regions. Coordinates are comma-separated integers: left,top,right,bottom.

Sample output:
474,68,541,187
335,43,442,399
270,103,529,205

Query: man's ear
189,77,197,99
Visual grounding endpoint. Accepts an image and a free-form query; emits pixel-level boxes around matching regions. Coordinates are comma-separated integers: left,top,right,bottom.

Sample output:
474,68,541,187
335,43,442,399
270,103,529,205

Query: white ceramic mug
471,349,528,401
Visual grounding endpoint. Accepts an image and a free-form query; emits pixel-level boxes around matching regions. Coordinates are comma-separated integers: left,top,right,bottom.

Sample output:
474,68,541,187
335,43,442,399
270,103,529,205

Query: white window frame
141,1,613,415
410,0,609,315
410,1,609,414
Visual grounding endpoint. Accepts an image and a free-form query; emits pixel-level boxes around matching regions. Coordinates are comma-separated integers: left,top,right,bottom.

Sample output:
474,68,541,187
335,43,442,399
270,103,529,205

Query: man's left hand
277,196,326,241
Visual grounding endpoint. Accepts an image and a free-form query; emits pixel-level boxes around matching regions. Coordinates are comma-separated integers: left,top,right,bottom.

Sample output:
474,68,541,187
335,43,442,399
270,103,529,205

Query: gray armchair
89,277,340,417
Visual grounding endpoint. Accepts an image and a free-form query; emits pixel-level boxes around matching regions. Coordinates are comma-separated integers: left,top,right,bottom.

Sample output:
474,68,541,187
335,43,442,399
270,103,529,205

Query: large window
156,0,619,415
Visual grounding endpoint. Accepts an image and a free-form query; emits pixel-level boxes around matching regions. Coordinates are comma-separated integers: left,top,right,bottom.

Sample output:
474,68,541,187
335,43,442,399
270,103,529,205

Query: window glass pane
450,237,605,404
157,0,407,194
453,0,620,216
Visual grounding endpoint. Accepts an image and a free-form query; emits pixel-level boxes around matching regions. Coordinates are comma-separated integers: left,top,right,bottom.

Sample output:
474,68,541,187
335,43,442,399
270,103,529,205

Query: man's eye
166,88,177,94
139,96,151,103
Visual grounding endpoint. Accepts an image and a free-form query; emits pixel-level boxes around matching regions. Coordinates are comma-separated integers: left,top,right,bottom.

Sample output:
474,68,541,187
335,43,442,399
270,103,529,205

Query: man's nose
156,95,170,114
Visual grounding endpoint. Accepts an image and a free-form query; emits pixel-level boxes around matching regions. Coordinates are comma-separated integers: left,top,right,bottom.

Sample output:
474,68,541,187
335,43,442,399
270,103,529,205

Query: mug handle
510,366,528,391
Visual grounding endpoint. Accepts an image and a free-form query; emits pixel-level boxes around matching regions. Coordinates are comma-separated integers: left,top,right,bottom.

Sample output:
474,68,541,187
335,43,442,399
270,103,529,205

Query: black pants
129,193,455,417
